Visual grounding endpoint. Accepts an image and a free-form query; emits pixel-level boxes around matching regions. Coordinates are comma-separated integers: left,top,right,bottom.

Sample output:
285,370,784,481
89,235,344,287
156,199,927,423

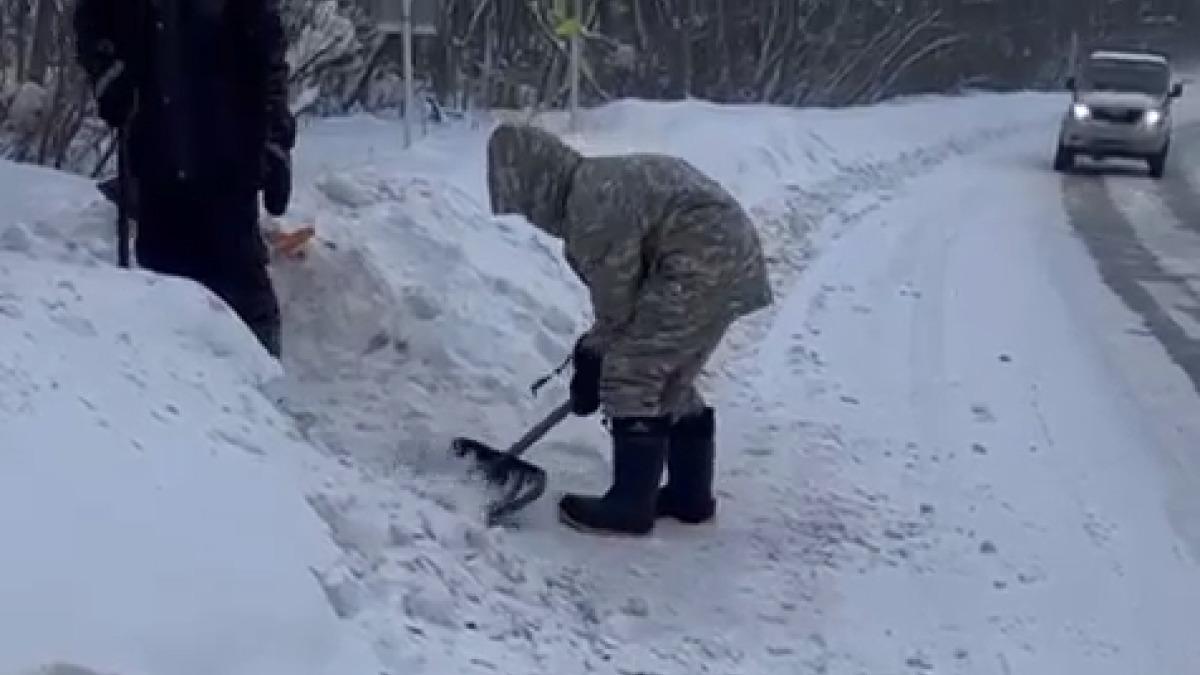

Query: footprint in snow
317,571,369,619
0,300,22,318
363,331,408,356
906,654,933,670
971,403,996,423
621,597,650,617
402,287,442,321
21,664,111,675
1083,512,1117,547
1,224,34,254
552,440,605,463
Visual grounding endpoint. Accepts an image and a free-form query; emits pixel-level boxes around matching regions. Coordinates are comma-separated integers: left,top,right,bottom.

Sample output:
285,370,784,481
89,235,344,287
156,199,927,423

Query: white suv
1053,49,1183,178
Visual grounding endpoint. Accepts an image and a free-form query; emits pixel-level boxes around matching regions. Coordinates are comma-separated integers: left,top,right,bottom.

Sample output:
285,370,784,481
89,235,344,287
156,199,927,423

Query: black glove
569,337,603,416
262,141,292,217
95,62,134,128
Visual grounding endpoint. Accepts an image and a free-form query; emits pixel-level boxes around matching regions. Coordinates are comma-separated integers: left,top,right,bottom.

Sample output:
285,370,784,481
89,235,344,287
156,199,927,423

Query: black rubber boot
657,407,717,524
559,416,669,536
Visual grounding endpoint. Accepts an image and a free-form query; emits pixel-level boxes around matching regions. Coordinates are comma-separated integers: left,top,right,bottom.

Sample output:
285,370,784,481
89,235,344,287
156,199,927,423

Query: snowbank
0,160,118,266
0,251,377,673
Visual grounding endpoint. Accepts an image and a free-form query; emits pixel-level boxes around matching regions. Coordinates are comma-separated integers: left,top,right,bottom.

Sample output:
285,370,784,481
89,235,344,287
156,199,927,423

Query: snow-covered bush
284,0,370,115
282,0,442,119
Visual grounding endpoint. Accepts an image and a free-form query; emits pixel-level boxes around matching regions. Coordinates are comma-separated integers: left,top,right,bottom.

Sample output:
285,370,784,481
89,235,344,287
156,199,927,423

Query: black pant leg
134,180,282,357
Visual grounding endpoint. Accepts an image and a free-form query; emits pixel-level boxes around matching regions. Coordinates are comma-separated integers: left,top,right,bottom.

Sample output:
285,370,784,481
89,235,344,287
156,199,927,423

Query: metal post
402,0,415,148
481,1,493,122
1068,30,1079,76
568,0,581,132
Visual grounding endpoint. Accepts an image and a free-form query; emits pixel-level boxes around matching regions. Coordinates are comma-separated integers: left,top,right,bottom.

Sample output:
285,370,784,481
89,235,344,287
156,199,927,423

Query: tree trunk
14,0,29,84
27,0,56,85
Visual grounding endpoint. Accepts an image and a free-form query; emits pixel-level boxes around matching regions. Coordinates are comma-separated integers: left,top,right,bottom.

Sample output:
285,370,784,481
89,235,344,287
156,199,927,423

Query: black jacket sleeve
257,0,295,152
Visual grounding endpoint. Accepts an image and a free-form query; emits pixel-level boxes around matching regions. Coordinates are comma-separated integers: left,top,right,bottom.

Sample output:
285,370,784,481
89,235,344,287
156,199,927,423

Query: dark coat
74,0,294,189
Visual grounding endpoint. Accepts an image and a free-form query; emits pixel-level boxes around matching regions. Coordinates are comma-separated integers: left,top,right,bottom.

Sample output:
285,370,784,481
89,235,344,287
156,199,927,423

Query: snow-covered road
1056,118,1200,582
741,123,1200,673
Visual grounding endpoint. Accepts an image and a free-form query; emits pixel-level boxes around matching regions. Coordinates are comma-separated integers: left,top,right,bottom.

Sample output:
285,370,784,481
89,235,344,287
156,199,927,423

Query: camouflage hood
486,123,583,238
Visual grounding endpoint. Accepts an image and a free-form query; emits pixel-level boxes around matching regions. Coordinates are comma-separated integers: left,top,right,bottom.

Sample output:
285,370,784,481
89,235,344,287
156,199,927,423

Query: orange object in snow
266,225,316,260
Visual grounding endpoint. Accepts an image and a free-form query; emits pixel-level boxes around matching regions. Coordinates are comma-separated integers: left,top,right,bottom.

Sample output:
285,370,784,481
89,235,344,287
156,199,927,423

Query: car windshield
1080,58,1170,96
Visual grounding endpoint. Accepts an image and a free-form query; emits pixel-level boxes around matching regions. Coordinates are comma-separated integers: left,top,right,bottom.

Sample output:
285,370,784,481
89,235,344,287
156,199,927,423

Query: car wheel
1053,145,1074,172
1147,143,1169,179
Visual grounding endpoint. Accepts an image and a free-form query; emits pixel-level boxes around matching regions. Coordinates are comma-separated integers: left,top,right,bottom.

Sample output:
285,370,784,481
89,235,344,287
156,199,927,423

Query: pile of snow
0,254,377,675
0,161,117,265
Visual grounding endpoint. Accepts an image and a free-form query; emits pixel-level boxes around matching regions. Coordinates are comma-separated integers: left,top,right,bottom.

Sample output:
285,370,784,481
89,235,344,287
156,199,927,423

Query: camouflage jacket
487,123,773,352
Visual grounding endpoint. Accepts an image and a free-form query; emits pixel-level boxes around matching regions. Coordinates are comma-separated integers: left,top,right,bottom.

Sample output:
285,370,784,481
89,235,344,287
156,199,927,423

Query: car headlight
1143,109,1164,126
1072,103,1091,120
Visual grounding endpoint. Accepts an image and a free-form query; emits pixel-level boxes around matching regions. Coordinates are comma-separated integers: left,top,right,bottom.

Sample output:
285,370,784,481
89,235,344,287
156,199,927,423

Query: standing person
74,0,295,357
486,123,774,536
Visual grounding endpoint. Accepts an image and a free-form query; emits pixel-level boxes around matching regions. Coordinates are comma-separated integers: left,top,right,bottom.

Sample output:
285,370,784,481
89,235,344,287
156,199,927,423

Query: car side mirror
1066,76,1076,91
1170,82,1183,98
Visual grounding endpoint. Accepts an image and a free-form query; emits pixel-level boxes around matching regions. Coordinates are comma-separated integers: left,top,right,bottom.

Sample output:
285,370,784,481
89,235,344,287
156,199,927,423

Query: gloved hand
261,141,292,217
95,61,134,128
569,337,603,416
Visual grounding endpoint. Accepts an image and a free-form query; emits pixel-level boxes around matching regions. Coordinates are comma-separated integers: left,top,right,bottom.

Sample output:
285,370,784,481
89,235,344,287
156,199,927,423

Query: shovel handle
505,400,573,457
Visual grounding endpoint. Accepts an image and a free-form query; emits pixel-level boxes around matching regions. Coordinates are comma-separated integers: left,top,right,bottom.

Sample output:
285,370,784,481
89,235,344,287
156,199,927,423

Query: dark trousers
135,179,282,357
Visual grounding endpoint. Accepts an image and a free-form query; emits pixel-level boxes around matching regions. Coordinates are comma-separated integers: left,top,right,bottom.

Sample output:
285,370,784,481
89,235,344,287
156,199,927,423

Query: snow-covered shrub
284,0,377,116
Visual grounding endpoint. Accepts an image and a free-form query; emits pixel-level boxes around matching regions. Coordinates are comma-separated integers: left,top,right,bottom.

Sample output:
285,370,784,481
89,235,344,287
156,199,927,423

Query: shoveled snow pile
0,257,378,674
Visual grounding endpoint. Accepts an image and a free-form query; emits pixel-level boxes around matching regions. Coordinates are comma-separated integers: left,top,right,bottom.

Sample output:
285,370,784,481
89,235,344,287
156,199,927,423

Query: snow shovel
451,399,573,526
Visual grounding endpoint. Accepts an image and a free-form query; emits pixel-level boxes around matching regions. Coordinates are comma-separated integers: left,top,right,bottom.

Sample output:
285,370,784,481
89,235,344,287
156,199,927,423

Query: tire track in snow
1059,168,1200,397
1155,122,1200,236
1058,133,1200,573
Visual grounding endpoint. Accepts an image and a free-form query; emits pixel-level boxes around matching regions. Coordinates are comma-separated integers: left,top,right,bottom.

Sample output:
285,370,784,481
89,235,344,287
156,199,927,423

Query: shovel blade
451,436,549,524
